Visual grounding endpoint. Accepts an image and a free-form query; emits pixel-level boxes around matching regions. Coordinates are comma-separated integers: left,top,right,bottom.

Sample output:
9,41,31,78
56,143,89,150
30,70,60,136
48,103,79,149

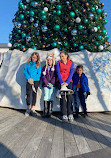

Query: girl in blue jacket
72,65,90,118
24,52,41,116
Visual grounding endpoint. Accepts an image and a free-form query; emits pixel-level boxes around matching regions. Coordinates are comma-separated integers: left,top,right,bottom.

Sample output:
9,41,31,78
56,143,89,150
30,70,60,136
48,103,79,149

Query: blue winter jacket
24,61,41,81
72,72,90,93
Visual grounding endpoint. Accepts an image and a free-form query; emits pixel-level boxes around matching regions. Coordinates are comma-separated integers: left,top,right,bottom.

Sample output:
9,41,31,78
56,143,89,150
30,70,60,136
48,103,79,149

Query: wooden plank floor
0,108,111,158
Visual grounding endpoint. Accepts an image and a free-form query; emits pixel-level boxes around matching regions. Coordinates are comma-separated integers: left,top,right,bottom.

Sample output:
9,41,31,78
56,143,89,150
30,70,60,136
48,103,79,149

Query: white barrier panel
0,49,111,112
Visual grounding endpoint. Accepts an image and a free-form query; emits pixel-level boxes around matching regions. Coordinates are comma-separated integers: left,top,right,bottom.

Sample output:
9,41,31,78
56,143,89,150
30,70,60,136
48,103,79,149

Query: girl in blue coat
72,65,90,118
24,52,41,116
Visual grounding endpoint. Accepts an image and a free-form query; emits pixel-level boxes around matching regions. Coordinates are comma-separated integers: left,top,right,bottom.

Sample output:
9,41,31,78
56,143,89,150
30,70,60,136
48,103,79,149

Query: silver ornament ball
26,0,30,3
30,17,34,22
42,25,48,32
89,13,94,19
98,45,104,51
17,22,21,28
26,36,31,41
34,23,38,27
75,17,81,23
71,29,77,35
44,7,48,12
31,2,38,7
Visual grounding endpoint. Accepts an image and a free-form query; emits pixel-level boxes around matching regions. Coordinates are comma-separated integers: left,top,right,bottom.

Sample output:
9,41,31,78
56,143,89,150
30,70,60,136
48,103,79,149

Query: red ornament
68,6,71,10
82,9,86,13
22,48,26,52
23,25,27,28
101,3,104,7
108,42,110,46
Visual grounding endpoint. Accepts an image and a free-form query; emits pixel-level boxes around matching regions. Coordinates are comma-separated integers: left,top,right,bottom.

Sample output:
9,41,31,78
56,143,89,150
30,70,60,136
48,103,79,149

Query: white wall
0,48,111,112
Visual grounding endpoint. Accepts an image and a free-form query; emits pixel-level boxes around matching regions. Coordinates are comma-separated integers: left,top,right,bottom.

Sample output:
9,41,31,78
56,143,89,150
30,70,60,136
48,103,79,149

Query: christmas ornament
34,23,38,27
98,35,102,40
31,2,38,7
83,9,86,13
68,6,71,10
64,28,68,32
85,2,89,7
19,14,24,20
83,19,88,24
44,7,48,12
41,15,46,20
71,29,77,35
96,8,102,14
52,42,57,47
32,46,37,49
42,25,48,32
78,25,83,30
75,17,81,23
22,48,26,52
66,1,70,5
26,36,31,41
40,10,45,15
22,33,26,38
79,45,84,50
57,10,61,15
30,17,34,22
91,7,95,12
102,29,107,35
103,13,107,18
70,12,75,18
29,11,35,17
98,45,103,51
64,42,68,46
53,24,60,31
73,43,77,47
104,19,107,24
56,5,62,10
94,27,98,32
26,0,30,3
16,22,21,28
101,3,104,7
50,0,56,3
89,13,94,20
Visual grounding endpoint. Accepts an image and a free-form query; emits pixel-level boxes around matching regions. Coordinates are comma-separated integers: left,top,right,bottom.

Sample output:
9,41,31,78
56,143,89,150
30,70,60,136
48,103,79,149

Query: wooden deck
0,108,111,158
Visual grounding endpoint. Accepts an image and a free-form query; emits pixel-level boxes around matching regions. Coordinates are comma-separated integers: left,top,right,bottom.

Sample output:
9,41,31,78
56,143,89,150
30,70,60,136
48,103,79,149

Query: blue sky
0,0,111,43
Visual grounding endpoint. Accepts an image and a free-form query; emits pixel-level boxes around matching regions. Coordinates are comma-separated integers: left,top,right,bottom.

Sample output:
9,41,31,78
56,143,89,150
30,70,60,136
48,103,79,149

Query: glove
28,78,34,85
87,91,91,95
47,83,53,88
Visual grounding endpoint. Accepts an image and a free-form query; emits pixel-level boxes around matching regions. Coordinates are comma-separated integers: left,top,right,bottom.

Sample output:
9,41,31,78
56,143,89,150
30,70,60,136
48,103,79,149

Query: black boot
47,101,53,117
42,101,48,117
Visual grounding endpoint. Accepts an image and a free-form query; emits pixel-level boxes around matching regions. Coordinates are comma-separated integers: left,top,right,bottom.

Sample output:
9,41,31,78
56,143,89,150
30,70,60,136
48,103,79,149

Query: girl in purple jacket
42,53,56,117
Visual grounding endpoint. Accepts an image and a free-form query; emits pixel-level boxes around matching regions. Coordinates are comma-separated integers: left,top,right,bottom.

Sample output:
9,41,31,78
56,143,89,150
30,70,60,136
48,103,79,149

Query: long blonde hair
27,52,40,68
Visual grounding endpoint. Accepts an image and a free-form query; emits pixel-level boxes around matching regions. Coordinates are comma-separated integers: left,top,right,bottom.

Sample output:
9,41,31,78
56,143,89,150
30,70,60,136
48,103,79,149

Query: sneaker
68,114,74,122
25,109,31,116
31,109,37,117
62,115,68,122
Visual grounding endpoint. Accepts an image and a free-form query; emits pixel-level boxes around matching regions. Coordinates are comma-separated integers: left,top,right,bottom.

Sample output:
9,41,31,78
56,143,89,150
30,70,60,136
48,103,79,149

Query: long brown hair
60,50,72,61
27,52,40,68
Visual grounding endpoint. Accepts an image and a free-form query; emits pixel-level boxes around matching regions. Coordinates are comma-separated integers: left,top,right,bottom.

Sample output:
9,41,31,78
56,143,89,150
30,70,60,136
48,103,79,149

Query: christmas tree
9,0,110,52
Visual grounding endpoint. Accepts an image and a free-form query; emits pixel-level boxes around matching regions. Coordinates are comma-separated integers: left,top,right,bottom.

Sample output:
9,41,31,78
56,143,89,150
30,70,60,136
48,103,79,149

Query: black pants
74,88,87,114
56,82,73,115
26,81,39,106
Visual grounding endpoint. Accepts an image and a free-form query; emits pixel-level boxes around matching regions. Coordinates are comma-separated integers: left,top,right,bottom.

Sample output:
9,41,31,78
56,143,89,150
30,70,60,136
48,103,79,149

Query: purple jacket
42,65,56,87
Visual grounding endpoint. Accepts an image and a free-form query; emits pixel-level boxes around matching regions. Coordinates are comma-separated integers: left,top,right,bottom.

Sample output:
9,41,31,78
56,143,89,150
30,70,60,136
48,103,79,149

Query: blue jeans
74,88,87,114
